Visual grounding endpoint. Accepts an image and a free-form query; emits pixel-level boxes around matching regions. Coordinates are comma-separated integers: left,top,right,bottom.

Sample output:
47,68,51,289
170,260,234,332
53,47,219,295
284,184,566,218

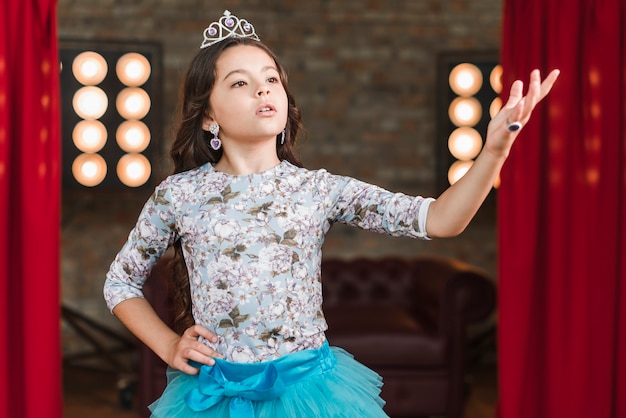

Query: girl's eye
267,77,279,83
232,81,246,88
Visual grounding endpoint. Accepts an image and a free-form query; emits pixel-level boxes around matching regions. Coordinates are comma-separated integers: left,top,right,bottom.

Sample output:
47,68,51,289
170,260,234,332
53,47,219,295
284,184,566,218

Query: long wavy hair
169,37,304,333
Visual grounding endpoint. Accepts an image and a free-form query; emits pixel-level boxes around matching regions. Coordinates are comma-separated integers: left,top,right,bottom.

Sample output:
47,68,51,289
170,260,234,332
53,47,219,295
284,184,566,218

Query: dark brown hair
169,37,304,332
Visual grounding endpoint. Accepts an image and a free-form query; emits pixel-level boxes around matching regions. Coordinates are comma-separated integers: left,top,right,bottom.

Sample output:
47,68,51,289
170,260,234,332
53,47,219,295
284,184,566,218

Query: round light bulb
448,160,474,185
72,120,107,152
72,51,108,85
116,120,151,152
116,87,151,120
448,97,482,127
448,127,483,161
490,97,503,118
116,53,151,87
490,64,503,94
72,153,107,187
117,153,151,187
72,86,108,120
449,63,483,97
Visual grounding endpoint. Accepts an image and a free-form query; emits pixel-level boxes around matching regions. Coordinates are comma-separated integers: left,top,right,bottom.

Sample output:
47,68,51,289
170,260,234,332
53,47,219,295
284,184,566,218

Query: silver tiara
201,10,260,49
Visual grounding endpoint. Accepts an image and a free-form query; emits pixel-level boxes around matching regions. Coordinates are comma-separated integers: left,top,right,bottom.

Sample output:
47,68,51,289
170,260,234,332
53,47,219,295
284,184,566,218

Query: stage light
449,63,483,97
72,120,107,153
72,51,107,85
489,97,503,118
448,160,474,185
72,86,108,120
72,153,107,187
61,41,161,188
490,65,503,94
116,87,151,120
116,120,150,153
116,53,151,87
117,153,151,187
494,173,501,189
448,127,483,161
438,54,499,190
448,97,482,127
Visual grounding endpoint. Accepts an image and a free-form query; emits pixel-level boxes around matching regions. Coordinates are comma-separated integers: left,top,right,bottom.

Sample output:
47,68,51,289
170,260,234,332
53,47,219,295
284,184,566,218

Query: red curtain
498,0,626,417
0,1,62,417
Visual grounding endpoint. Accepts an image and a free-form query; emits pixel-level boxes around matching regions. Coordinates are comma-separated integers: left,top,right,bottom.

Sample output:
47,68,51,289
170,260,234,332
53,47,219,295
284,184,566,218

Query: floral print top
104,160,434,363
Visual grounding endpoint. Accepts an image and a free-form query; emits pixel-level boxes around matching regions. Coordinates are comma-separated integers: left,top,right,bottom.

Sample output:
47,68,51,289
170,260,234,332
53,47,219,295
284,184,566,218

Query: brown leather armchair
138,255,495,418
321,256,496,418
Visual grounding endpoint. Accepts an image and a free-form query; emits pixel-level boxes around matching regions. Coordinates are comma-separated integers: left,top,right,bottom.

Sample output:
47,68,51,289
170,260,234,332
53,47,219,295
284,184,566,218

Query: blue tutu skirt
149,343,389,417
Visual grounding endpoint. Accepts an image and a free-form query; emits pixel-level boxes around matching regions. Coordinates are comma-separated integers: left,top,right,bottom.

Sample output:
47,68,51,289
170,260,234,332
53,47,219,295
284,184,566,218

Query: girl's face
205,45,289,147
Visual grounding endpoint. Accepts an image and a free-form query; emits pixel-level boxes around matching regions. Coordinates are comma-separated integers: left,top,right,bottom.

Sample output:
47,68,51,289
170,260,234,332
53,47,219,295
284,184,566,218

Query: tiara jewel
201,10,260,49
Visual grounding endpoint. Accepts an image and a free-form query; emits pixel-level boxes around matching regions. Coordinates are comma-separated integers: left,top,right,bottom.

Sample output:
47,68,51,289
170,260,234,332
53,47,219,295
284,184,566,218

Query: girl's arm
113,297,221,375
426,69,560,238
104,185,221,375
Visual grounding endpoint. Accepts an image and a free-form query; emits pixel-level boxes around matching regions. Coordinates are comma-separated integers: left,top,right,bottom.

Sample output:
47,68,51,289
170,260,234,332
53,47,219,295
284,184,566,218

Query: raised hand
426,69,559,238
485,69,560,157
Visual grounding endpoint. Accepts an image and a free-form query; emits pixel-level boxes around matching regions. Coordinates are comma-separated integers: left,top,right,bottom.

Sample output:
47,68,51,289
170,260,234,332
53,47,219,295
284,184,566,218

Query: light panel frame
60,39,162,189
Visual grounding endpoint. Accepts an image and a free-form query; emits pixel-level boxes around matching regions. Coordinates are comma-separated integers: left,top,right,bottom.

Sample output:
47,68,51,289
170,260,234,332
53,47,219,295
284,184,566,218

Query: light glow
448,160,474,185
116,120,151,152
72,51,108,85
489,97,502,118
449,63,483,97
116,87,151,120
72,86,108,120
448,127,483,161
72,120,107,152
116,53,151,87
448,97,482,127
72,153,107,187
117,153,151,187
490,65,503,94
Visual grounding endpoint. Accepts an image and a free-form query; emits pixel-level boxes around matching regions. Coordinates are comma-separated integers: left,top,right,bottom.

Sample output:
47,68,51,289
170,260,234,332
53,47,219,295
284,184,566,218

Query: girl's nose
257,84,270,96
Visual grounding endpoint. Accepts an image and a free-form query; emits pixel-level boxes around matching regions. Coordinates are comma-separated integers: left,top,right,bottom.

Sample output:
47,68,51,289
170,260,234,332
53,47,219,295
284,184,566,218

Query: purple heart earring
209,123,221,150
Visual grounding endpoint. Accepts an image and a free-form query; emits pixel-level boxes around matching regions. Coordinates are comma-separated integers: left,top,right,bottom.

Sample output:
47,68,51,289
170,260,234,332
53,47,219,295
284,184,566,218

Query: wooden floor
63,361,497,418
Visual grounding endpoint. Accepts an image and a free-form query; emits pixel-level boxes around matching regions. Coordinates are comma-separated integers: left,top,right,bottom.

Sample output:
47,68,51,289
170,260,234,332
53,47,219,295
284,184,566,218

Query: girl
104,10,559,418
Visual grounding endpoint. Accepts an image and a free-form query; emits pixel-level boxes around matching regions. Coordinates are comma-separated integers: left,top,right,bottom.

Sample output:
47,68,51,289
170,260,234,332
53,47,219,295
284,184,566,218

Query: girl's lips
256,103,277,116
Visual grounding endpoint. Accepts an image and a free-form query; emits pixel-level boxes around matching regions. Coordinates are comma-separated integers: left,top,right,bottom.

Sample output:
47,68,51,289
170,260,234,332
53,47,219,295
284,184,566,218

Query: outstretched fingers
524,69,559,122
538,69,560,101
502,69,560,127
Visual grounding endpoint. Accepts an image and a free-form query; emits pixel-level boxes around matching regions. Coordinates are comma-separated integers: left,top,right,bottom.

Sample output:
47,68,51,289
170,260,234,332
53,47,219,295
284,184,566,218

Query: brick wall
58,0,502,352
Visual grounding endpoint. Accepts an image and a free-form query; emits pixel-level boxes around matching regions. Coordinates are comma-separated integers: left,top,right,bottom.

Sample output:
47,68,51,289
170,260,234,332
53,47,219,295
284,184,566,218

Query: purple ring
506,122,522,132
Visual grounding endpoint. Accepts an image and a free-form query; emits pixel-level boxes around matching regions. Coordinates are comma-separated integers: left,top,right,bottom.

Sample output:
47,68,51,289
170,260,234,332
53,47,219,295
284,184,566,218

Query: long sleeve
327,175,434,240
103,185,178,312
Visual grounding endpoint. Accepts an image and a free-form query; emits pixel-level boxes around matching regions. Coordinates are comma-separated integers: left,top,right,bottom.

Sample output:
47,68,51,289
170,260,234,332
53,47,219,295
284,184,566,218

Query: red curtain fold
498,0,626,417
0,1,62,417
